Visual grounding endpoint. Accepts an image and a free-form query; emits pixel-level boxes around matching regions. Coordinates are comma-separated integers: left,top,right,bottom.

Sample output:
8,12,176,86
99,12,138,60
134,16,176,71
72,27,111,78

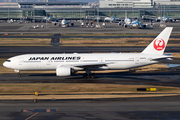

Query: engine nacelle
56,66,74,76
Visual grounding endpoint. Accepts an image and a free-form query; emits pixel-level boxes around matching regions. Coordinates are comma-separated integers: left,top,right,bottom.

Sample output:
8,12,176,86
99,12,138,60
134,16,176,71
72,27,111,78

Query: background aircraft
118,18,152,29
104,17,115,23
51,18,74,27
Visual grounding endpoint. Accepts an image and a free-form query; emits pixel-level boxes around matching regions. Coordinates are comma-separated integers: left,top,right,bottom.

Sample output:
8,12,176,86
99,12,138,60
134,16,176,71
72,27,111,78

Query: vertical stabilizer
141,27,173,55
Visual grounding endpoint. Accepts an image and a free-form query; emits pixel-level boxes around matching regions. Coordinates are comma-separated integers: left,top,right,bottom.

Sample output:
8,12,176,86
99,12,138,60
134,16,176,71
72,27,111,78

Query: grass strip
1,94,180,100
0,37,179,47
0,83,179,94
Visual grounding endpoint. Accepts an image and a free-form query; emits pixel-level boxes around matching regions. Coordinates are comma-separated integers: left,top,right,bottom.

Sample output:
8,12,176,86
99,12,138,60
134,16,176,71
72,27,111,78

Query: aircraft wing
65,21,71,24
139,22,154,27
164,53,173,56
51,21,69,25
125,24,133,27
139,23,147,26
51,21,61,24
74,62,111,68
61,62,112,68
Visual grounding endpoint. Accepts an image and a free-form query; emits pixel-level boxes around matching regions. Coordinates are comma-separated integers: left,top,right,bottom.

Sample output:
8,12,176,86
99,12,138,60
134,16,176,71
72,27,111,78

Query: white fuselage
124,18,131,24
61,19,66,27
2,27,173,77
3,53,159,71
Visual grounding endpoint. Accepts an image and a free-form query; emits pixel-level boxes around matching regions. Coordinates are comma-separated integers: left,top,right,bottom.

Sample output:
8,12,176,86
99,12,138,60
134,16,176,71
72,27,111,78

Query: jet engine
56,66,75,76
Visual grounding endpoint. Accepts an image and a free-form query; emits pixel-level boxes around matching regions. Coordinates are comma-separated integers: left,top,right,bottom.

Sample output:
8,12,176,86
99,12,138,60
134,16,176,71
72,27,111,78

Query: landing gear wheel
83,73,95,79
91,73,95,79
83,73,87,79
18,71,21,77
18,74,21,77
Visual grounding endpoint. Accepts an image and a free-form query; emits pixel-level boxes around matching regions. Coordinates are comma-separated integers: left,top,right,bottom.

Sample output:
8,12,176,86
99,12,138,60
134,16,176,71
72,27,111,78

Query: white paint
3,27,173,76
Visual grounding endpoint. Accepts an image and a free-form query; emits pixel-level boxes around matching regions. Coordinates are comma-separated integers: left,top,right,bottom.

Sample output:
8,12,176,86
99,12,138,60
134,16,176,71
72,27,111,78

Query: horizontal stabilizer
164,53,173,56
151,56,173,61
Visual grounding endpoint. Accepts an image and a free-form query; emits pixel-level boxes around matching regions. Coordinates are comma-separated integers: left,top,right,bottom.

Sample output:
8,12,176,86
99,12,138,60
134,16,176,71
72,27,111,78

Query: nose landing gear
14,69,21,77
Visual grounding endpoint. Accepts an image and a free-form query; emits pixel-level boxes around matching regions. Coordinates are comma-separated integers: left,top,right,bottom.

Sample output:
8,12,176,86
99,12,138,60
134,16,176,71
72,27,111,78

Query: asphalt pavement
1,97,180,120
0,22,180,33
0,21,180,120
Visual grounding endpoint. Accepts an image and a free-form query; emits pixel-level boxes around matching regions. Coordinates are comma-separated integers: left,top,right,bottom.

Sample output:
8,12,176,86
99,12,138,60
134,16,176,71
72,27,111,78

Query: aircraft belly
107,62,135,70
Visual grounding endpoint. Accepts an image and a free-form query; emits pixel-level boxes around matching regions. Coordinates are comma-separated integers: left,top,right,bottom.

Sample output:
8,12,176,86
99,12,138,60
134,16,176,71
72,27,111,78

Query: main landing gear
18,72,21,77
14,70,21,77
83,69,95,79
83,73,95,79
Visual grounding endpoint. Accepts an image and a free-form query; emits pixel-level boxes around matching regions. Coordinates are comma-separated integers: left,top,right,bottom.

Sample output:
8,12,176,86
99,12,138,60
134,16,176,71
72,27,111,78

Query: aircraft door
18,58,23,65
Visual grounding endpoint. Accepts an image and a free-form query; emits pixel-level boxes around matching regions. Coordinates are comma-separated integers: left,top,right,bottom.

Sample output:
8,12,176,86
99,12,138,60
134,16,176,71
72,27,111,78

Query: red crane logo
153,38,165,51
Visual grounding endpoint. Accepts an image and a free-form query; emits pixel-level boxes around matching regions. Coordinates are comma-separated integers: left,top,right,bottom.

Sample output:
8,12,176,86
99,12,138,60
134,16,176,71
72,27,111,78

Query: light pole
160,5,162,24
80,4,82,21
46,4,48,28
33,4,35,27
8,4,9,22
97,5,99,25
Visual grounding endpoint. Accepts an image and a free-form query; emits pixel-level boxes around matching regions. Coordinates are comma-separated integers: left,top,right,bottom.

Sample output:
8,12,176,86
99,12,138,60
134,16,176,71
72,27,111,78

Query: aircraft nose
3,61,7,67
3,61,11,68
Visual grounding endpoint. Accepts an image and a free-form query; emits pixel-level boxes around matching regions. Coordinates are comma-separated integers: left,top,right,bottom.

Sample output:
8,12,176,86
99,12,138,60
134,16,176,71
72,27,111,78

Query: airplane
52,18,74,28
162,17,169,22
156,16,168,22
156,16,178,23
3,27,173,78
118,18,151,29
104,17,122,23
7,19,14,23
118,11,151,29
104,17,115,23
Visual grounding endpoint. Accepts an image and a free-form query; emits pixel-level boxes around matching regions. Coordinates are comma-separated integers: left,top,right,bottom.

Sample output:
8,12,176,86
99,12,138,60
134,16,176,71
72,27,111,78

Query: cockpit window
6,60,11,62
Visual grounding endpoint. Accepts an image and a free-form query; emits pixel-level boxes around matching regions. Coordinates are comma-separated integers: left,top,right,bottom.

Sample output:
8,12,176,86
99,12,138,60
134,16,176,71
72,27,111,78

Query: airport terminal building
99,0,153,8
1,1,180,21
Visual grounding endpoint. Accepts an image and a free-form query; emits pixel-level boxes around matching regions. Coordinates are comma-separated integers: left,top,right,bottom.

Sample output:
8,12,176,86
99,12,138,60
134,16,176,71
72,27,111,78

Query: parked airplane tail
141,27,173,55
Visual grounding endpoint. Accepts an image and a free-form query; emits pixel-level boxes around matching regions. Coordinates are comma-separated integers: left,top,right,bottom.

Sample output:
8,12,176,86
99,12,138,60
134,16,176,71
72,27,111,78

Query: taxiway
0,22,180,33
